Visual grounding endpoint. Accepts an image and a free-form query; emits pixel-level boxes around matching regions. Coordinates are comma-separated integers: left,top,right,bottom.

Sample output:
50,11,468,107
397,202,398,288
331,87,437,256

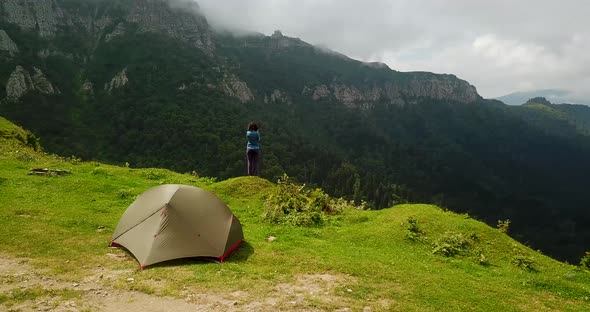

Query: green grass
0,287,81,307
1,119,589,311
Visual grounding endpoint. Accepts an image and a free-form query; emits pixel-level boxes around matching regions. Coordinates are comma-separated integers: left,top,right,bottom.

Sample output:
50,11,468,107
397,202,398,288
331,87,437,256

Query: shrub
511,254,537,272
263,174,344,226
67,155,81,165
14,130,41,151
91,167,110,176
580,252,590,269
474,248,489,266
142,169,166,180
117,189,135,200
329,197,367,214
497,219,511,234
405,216,426,241
432,232,470,257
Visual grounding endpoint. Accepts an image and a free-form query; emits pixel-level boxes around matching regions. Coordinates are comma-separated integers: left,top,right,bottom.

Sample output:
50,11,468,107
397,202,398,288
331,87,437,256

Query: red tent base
219,239,243,262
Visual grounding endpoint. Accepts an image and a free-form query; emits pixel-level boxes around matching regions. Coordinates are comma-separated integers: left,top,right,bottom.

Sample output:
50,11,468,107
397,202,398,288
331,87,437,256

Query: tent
110,184,243,268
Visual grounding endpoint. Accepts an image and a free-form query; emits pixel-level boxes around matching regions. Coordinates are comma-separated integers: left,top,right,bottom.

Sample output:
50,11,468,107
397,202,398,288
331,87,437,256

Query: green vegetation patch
263,175,361,226
0,286,81,306
0,120,589,311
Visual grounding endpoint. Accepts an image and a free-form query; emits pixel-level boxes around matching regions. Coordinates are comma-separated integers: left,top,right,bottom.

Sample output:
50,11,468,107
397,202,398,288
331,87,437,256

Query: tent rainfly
110,184,243,268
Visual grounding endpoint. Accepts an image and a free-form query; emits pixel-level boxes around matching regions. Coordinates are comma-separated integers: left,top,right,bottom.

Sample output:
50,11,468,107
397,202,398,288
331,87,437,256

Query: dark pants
247,149,260,176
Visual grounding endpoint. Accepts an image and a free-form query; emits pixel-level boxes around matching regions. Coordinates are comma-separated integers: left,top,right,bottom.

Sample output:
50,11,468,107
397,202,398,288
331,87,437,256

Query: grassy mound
0,117,589,311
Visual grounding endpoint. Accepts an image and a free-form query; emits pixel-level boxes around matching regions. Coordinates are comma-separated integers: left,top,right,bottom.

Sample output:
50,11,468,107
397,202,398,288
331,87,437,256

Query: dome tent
110,184,243,268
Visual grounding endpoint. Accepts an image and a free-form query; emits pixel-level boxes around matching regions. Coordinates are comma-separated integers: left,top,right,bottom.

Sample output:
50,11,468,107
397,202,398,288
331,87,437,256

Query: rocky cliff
126,0,214,53
219,31,481,108
0,30,18,55
0,0,480,106
0,0,214,52
1,0,65,38
305,74,480,108
6,66,57,100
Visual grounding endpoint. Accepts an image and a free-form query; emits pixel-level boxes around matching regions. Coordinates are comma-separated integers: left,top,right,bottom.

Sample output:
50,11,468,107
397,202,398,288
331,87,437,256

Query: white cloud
195,0,590,102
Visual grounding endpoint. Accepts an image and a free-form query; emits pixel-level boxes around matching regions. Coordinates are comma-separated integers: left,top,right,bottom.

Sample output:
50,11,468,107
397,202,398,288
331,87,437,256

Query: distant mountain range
495,89,589,105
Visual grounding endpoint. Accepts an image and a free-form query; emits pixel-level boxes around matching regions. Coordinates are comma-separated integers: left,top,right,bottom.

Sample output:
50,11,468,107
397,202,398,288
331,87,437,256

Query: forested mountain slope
0,0,589,263
508,97,590,136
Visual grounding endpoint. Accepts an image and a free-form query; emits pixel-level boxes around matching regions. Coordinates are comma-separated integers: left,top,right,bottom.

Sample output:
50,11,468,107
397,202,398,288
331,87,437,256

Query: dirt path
0,256,384,311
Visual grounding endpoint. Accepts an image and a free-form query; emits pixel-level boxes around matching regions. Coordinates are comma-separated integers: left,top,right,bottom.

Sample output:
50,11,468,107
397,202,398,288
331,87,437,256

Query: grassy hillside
0,118,589,311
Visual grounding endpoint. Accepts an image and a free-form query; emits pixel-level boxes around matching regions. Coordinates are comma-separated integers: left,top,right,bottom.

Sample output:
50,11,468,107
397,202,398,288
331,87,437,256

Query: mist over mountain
496,89,590,106
0,0,589,263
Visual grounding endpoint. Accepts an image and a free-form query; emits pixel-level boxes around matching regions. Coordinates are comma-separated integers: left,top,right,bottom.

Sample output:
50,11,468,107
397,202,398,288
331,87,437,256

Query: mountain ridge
0,0,480,107
495,89,589,106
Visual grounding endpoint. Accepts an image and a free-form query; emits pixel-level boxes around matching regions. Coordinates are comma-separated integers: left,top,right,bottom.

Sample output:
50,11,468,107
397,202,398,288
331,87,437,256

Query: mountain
496,89,589,106
509,97,590,136
1,0,590,263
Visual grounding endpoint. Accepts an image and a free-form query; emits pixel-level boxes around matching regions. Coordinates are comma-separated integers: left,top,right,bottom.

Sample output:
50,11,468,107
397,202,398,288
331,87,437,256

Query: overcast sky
194,0,590,102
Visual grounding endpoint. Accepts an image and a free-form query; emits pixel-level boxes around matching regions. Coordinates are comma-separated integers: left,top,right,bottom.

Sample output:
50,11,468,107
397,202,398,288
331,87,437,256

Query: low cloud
193,0,590,102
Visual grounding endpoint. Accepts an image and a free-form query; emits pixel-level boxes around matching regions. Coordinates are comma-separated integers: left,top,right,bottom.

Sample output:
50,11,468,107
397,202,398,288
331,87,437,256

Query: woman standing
246,122,261,176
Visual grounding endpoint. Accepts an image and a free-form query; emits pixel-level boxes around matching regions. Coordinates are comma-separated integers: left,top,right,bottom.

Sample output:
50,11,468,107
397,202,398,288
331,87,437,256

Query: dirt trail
0,256,381,311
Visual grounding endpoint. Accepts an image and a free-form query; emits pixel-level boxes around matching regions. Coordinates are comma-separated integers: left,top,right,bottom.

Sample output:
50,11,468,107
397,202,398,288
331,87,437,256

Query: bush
67,155,81,165
142,169,167,180
14,130,41,151
405,216,426,241
329,197,367,213
117,189,136,200
497,219,511,234
263,174,344,226
91,167,110,176
474,248,489,266
432,232,470,257
511,254,537,272
580,252,590,269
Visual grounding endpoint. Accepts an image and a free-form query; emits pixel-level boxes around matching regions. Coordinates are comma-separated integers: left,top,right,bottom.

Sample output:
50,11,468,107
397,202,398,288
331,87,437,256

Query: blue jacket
247,130,260,150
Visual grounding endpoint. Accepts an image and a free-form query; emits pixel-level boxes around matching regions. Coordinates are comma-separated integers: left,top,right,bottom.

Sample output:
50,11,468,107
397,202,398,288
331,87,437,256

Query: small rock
266,236,277,242
72,283,80,287
233,301,238,306
127,277,135,283
347,289,353,292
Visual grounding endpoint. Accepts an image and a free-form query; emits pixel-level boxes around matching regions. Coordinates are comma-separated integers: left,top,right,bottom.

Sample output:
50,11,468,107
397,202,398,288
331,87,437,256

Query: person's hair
248,122,258,131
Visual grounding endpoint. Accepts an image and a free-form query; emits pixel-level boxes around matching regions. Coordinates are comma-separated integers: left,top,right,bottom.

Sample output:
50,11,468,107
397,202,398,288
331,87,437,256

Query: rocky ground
0,255,385,312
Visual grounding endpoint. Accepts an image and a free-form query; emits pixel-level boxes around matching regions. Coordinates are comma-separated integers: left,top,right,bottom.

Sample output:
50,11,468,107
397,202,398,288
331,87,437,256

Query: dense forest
1,0,589,263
